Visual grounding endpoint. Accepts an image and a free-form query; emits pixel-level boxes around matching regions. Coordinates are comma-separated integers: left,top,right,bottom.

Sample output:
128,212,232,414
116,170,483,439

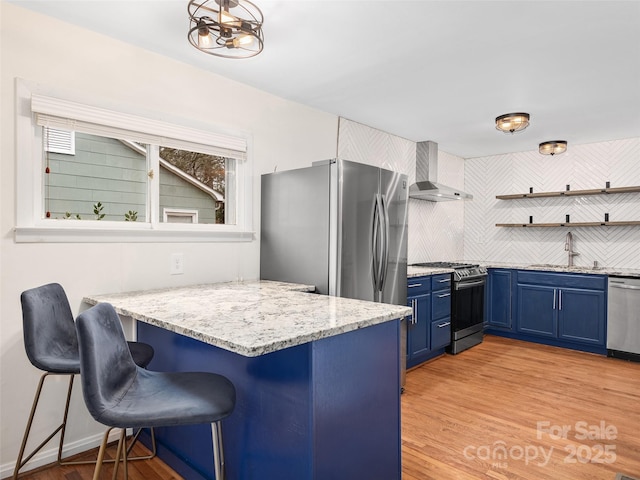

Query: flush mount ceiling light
495,112,530,134
188,0,264,59
539,140,568,156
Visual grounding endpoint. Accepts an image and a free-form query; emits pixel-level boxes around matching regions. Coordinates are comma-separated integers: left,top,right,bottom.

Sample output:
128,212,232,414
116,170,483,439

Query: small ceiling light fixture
539,140,568,156
495,112,530,134
188,0,264,59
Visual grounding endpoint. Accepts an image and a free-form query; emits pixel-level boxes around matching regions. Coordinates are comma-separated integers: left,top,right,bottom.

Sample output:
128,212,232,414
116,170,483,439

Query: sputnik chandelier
188,0,264,59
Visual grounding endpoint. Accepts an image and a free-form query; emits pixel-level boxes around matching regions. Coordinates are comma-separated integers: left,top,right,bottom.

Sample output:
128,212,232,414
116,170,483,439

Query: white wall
463,137,640,267
0,2,337,474
337,118,466,263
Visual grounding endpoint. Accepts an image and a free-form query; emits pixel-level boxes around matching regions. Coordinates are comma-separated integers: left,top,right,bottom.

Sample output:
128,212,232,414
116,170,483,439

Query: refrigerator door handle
371,194,381,294
379,194,390,293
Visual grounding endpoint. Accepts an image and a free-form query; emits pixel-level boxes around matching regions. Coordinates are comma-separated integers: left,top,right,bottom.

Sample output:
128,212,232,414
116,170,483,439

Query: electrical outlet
170,253,184,275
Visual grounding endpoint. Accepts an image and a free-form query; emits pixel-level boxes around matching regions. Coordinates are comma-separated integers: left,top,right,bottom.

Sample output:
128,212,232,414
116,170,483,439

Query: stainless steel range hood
409,141,473,201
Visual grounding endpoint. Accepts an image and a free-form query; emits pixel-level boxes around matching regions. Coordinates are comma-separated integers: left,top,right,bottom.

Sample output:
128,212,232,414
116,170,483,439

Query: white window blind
43,128,75,155
32,94,247,160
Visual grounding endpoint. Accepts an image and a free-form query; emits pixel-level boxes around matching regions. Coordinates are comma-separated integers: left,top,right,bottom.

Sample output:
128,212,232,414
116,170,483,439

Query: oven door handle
455,279,486,290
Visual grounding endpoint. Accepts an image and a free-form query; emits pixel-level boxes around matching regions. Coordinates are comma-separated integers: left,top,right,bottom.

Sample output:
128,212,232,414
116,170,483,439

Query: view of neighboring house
44,129,225,224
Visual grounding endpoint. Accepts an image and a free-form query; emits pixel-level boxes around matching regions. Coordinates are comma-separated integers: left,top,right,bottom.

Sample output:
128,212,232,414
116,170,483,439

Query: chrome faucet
565,232,580,267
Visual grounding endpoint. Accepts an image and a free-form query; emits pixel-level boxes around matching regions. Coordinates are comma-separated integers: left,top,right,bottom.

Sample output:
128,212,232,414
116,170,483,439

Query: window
163,209,198,224
15,79,253,242
158,147,231,225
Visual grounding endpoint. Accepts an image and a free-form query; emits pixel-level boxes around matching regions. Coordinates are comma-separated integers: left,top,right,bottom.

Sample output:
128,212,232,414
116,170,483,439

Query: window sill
14,225,255,243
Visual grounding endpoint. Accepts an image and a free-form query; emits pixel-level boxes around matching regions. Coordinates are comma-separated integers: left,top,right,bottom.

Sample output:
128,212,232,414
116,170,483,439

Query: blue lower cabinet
407,293,431,363
511,270,607,354
557,287,605,345
407,274,451,368
516,284,557,337
485,269,513,331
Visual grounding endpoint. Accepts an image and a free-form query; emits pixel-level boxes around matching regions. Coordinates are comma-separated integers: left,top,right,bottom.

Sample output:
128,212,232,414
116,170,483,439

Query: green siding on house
45,132,219,223
46,133,147,221
159,168,218,224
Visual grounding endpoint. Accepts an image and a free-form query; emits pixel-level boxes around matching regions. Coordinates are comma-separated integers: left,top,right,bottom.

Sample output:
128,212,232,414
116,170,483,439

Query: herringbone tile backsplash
464,138,640,268
338,118,640,269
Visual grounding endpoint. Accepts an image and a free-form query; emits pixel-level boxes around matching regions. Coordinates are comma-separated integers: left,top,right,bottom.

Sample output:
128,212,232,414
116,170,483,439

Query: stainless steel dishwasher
607,276,640,361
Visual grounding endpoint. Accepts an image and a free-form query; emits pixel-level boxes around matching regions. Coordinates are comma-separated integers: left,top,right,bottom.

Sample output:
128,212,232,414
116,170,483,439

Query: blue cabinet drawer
407,276,431,297
431,317,451,350
432,289,451,319
431,274,452,290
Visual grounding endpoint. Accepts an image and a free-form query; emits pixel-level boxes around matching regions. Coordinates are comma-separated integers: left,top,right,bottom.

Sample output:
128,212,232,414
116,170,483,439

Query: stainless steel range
411,262,488,354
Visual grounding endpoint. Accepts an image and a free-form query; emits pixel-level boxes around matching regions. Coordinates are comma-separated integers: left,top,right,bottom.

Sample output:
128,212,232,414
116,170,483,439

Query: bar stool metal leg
126,427,157,459
13,373,74,479
122,429,129,480
13,372,157,478
211,421,225,480
93,428,113,480
123,428,129,480
111,429,128,480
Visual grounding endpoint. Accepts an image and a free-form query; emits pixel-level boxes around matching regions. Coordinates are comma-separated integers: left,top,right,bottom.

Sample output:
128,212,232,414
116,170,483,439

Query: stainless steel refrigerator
260,158,408,306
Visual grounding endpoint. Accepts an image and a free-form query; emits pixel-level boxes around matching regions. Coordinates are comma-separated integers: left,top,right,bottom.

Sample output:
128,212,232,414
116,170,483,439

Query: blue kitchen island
83,281,411,480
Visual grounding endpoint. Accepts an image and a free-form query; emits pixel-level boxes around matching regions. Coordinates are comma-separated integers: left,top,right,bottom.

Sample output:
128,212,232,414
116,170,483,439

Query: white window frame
163,208,199,224
14,79,254,243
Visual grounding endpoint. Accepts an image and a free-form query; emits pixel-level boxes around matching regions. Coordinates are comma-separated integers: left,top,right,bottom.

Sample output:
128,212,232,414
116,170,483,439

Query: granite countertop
476,262,640,277
408,261,640,278
407,266,454,278
83,280,412,358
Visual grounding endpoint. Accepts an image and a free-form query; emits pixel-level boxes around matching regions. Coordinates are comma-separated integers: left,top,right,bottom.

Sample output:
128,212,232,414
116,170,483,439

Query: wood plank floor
14,335,640,479
403,335,640,480
13,442,181,480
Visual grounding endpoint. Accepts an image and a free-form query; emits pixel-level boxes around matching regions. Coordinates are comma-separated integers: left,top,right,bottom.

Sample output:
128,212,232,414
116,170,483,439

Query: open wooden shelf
496,221,640,228
496,185,640,200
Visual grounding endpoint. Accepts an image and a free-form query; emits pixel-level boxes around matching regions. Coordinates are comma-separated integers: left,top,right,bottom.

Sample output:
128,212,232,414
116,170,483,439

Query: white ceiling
9,0,640,158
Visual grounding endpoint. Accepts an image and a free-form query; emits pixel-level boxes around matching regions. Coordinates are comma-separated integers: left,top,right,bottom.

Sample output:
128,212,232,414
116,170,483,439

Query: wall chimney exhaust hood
409,141,473,202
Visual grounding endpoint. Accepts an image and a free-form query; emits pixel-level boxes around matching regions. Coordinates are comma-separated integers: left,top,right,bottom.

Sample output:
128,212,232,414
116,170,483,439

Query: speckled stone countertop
407,266,454,278
408,262,640,278
83,280,412,358
475,262,640,277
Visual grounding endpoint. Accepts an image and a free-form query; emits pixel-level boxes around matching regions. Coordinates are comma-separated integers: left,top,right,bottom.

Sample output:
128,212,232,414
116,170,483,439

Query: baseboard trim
0,428,123,478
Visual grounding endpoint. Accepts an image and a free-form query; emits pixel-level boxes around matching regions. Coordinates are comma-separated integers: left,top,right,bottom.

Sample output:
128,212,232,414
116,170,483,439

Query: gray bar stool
76,302,236,480
13,283,156,479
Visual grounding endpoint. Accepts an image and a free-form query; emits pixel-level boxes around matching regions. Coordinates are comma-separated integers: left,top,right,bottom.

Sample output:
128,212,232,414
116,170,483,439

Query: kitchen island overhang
83,281,411,480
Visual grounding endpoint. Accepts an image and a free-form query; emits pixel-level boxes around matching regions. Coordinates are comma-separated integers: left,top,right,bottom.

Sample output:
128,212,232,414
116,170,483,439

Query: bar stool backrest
75,303,138,423
21,283,79,374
